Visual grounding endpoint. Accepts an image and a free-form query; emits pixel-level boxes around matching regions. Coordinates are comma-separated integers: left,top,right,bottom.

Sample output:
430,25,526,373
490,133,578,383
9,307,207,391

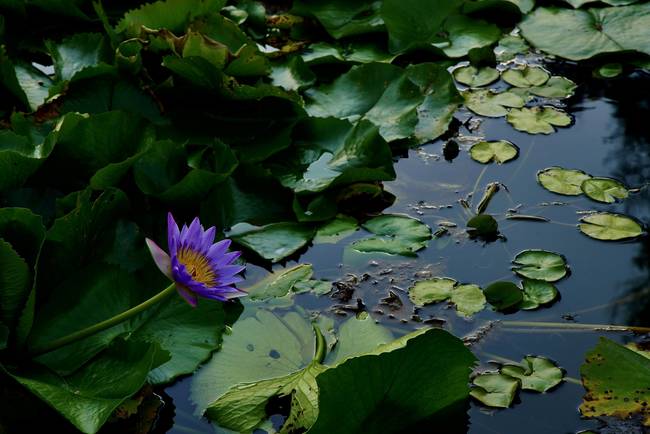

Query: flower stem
28,283,177,357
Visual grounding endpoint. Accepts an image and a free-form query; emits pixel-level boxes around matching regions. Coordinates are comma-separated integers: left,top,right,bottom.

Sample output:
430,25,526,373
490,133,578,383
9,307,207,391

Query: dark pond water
164,68,650,434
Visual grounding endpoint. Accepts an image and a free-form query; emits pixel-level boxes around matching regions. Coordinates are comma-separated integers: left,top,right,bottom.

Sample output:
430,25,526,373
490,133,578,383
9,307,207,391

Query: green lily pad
292,0,384,39
270,56,316,91
502,356,564,392
469,140,519,164
597,63,623,78
530,76,577,99
470,372,519,408
326,312,394,364
467,214,499,237
350,214,432,256
502,66,550,88
409,277,458,306
314,215,359,244
519,5,650,61
293,279,333,296
453,65,500,88
495,35,529,61
579,213,644,241
520,279,559,310
245,264,314,300
512,250,568,282
581,177,629,203
484,281,523,311
580,338,650,425
228,222,315,263
451,284,487,317
464,89,526,117
537,167,592,195
506,106,572,134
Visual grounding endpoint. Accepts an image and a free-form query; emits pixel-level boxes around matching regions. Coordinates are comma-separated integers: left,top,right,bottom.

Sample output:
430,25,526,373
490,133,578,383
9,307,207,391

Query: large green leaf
350,214,432,256
244,263,314,300
0,129,54,193
0,239,30,331
305,63,462,144
519,5,650,61
506,106,571,134
580,338,650,425
228,222,315,262
292,0,384,39
579,213,644,241
46,33,112,83
308,328,476,433
7,339,169,434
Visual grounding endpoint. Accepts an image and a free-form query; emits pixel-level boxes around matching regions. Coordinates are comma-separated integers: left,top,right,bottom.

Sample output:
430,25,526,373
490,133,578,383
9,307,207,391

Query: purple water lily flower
146,213,246,306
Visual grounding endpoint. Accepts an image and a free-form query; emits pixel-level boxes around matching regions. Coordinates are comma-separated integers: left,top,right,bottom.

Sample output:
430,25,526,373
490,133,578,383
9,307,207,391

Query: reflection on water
166,69,650,434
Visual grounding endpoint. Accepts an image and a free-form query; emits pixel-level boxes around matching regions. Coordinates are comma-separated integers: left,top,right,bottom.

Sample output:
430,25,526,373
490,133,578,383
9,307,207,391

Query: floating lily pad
520,279,559,310
467,214,499,237
351,214,432,256
597,63,623,78
484,281,523,311
537,167,592,195
506,106,572,134
512,250,567,282
314,215,359,244
530,76,577,99
501,356,564,392
581,177,629,203
409,277,457,306
580,338,650,425
464,89,526,117
453,65,500,87
245,264,314,300
579,213,644,241
502,66,550,87
451,284,487,317
495,35,529,61
470,373,519,408
228,222,315,263
519,5,650,61
469,140,519,164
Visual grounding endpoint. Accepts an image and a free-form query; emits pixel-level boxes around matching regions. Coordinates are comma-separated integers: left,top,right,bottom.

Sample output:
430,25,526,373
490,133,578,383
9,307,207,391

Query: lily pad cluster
408,277,487,317
471,356,564,408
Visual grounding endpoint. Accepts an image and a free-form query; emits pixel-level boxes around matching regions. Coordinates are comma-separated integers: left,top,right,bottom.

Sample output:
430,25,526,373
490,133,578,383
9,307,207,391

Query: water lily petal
145,238,172,279
167,212,181,255
176,285,198,307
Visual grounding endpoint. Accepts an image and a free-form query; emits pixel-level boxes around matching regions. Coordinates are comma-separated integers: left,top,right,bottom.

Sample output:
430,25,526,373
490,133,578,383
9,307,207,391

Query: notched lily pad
512,250,568,282
530,76,577,99
501,356,564,392
506,106,572,134
453,65,500,88
579,213,644,241
350,214,432,256
581,177,629,203
537,167,592,196
409,278,486,317
520,279,559,310
469,140,519,164
502,66,550,88
470,372,519,408
464,89,526,117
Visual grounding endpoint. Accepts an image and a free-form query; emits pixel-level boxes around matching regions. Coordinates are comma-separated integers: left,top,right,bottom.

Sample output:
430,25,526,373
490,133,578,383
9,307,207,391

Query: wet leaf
228,222,315,262
502,356,564,392
314,215,358,244
351,214,432,256
451,284,487,317
580,338,650,425
470,373,519,408
506,106,572,134
469,140,519,164
529,76,577,99
581,177,629,203
519,5,650,61
484,281,523,311
326,312,394,364
520,279,559,310
579,213,644,241
245,264,314,300
512,250,567,282
270,56,316,91
537,167,592,195
453,65,500,88
464,89,526,117
409,277,458,306
502,66,550,87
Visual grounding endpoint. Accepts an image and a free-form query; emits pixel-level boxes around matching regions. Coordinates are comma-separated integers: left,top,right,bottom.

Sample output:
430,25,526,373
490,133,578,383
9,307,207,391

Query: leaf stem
312,324,327,364
28,283,177,357
501,320,650,334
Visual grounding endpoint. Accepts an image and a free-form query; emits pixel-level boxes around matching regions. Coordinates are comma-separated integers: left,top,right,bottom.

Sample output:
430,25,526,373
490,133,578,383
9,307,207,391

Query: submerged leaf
512,250,567,282
469,140,519,164
579,213,644,241
506,106,571,134
537,167,592,196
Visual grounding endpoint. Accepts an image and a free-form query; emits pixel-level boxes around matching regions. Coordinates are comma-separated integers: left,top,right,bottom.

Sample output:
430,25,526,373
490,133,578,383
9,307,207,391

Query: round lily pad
484,281,523,311
470,373,519,408
464,89,526,117
453,65,500,88
512,249,567,282
467,214,499,237
537,167,592,196
501,356,564,392
520,279,559,310
506,106,572,134
580,177,629,203
450,284,486,317
408,277,457,306
502,66,550,87
529,76,577,99
469,140,519,164
579,213,644,241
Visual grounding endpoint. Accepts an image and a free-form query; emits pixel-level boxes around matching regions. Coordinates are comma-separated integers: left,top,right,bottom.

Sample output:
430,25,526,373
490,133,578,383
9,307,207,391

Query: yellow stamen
177,247,217,286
